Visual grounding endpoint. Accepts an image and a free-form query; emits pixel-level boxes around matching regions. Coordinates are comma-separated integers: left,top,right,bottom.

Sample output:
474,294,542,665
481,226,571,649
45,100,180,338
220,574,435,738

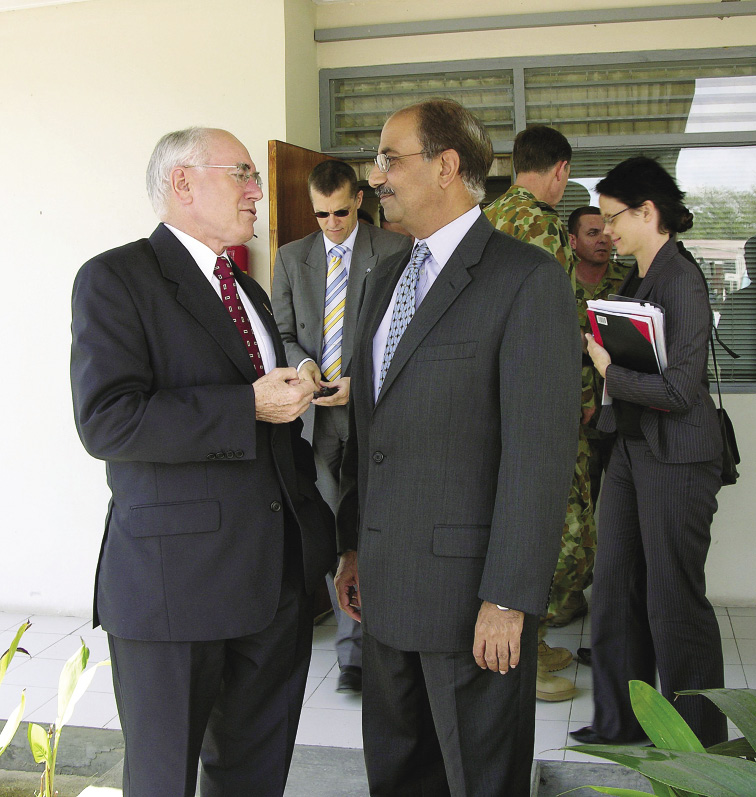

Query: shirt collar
164,223,229,282
323,223,359,258
415,205,481,269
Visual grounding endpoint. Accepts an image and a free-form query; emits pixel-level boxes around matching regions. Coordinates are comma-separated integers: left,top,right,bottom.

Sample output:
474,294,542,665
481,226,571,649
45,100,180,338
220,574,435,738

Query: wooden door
267,140,334,282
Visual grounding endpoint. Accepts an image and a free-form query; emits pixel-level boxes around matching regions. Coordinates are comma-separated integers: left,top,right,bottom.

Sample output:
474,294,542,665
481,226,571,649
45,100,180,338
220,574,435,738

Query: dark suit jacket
337,214,582,652
271,223,411,377
598,238,722,464
71,224,335,643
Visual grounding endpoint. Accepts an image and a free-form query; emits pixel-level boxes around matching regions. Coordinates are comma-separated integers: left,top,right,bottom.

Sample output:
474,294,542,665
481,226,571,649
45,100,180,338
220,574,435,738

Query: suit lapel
374,214,494,406
149,225,258,383
343,225,378,372
303,235,328,361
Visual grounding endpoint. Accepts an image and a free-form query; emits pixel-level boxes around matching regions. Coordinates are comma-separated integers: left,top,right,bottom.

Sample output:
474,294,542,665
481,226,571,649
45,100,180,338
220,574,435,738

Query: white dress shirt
372,206,481,400
165,224,275,374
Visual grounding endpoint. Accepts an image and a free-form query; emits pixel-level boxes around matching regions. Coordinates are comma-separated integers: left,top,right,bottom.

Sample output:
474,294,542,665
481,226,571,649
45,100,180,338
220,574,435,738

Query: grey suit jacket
598,238,722,464
71,224,335,642
271,223,411,376
337,214,582,652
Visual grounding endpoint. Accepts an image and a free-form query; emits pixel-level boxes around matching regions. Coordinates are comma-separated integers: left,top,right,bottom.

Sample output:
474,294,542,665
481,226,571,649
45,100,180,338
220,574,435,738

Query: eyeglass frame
601,206,632,226
313,209,353,219
373,151,428,173
181,163,263,188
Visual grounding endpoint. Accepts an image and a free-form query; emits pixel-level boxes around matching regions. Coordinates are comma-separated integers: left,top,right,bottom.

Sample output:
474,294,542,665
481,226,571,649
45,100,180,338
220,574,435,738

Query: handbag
710,335,741,485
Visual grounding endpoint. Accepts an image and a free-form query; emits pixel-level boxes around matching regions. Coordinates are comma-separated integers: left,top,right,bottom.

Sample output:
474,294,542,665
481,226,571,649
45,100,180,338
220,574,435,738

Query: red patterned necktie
214,256,265,378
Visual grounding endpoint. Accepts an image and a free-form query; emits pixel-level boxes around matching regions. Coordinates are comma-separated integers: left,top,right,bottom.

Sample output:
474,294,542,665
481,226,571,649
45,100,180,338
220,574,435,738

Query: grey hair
146,127,213,216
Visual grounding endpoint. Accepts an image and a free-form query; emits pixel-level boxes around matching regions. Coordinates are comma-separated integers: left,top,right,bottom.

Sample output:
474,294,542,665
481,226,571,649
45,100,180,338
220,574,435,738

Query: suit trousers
361,616,537,797
108,559,313,797
313,405,362,669
590,436,726,746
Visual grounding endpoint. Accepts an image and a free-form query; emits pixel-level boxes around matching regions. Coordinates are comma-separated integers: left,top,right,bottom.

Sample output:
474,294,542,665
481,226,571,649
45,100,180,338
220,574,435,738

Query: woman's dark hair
596,156,694,234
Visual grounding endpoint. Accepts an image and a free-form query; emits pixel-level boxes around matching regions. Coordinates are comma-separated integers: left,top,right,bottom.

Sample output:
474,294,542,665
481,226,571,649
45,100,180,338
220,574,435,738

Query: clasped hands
252,362,350,423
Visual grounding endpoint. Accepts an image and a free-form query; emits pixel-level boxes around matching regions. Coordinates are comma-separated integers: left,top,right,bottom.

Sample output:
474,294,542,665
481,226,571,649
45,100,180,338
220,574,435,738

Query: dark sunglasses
313,209,351,219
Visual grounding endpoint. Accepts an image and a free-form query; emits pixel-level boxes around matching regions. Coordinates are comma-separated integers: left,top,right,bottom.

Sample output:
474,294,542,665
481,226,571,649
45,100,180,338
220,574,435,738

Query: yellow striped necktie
322,244,348,381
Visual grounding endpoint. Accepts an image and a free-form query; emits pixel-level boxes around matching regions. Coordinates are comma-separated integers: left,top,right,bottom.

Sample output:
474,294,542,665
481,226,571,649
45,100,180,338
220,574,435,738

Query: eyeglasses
373,151,427,173
313,209,352,219
182,163,263,188
602,207,631,226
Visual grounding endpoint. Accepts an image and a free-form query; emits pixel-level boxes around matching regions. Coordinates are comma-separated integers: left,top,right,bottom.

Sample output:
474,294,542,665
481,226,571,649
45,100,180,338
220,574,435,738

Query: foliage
566,681,756,797
684,187,756,240
0,621,30,756
26,640,111,797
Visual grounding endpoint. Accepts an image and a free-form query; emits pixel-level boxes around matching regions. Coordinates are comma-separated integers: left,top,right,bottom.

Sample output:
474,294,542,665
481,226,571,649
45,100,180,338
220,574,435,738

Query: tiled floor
1,606,755,759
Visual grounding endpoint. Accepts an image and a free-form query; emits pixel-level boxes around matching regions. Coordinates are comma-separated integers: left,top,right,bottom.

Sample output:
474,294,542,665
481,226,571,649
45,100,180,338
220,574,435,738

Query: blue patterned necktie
378,241,431,393
321,244,348,382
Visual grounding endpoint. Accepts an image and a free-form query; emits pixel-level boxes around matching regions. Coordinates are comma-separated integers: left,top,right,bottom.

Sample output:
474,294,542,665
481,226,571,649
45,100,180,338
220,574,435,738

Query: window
321,48,756,385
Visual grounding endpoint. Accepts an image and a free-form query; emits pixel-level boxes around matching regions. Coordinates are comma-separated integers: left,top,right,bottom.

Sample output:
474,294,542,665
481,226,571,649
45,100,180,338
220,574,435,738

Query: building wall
0,0,318,615
0,0,752,616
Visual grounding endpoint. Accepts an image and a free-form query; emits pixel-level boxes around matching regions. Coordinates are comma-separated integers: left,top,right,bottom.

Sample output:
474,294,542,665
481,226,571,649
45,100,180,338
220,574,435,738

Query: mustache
375,187,394,199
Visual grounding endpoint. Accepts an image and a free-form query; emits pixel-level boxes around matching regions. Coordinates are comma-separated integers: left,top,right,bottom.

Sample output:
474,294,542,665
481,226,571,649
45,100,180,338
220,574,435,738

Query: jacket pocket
432,525,489,558
129,499,221,537
416,341,477,362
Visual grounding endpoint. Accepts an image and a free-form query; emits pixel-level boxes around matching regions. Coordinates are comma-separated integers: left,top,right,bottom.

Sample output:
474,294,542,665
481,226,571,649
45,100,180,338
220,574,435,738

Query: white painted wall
0,0,318,615
0,0,752,617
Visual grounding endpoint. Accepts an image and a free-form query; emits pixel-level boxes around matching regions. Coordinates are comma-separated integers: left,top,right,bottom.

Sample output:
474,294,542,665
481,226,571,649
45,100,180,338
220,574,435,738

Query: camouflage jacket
484,185,592,408
575,259,631,433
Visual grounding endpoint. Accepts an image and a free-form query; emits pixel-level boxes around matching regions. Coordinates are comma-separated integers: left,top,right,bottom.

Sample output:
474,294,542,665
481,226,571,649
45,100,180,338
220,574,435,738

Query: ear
171,167,193,207
639,200,656,222
555,160,570,182
569,233,577,249
437,149,460,189
355,189,364,209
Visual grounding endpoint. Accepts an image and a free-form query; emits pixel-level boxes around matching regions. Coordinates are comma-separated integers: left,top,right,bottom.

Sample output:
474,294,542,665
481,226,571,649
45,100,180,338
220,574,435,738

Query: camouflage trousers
543,426,597,623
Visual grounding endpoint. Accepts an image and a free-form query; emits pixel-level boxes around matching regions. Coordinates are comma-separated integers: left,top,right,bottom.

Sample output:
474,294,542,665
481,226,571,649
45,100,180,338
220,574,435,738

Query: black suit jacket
71,224,335,642
337,214,582,652
598,238,722,464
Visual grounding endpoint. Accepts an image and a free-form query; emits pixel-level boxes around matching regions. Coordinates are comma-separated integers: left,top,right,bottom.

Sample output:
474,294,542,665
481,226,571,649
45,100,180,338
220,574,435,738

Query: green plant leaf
570,745,756,797
707,737,756,759
575,788,658,796
27,722,50,765
629,680,705,752
0,690,26,756
58,658,111,729
678,689,756,752
0,621,31,686
56,641,89,722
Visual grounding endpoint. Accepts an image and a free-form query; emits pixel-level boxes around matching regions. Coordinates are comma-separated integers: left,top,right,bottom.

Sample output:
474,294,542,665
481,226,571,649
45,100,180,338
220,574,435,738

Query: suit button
226,450,235,459
207,453,216,460
270,501,282,512
372,451,384,463
234,450,244,458
299,322,305,329
216,451,226,459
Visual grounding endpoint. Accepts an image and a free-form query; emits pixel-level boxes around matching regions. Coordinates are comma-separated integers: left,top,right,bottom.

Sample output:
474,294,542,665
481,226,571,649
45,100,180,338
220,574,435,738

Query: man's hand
586,333,611,379
312,376,350,407
297,360,321,391
472,602,524,674
253,367,314,423
334,550,362,623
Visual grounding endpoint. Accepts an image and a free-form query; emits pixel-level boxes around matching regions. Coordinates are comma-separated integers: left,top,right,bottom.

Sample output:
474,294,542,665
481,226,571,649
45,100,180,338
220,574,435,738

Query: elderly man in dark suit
334,100,582,796
272,161,410,693
70,127,335,797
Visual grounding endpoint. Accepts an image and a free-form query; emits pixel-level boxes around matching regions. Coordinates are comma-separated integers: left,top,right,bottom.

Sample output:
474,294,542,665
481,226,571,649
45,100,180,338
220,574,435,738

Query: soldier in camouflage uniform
568,207,630,509
484,126,594,702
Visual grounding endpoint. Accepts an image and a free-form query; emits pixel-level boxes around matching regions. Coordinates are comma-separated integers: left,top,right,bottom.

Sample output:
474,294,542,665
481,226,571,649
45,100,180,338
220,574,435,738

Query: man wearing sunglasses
272,160,411,694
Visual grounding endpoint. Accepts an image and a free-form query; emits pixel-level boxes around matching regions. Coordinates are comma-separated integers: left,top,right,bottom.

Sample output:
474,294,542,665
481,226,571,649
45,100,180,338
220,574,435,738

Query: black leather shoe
576,647,592,666
570,726,613,745
336,665,362,694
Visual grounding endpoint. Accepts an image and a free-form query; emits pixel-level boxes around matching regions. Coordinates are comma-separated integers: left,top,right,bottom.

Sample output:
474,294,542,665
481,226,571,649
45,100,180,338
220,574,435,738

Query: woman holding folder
572,157,726,747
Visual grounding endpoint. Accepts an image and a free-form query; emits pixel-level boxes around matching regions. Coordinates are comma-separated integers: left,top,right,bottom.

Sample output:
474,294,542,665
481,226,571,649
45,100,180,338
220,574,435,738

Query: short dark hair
308,160,358,198
397,99,493,204
512,125,572,175
596,156,693,235
568,205,602,235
